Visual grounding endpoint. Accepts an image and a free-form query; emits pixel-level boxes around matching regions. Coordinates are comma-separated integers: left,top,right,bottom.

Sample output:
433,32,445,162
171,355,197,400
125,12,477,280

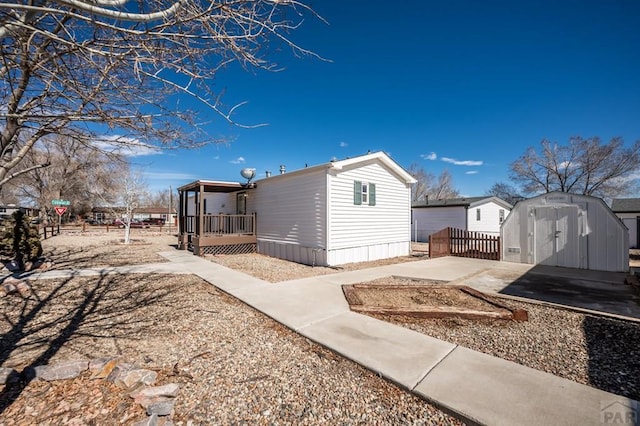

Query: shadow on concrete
497,265,640,319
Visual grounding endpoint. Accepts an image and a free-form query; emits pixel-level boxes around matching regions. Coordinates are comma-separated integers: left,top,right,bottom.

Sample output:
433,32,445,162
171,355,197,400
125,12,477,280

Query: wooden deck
178,213,256,255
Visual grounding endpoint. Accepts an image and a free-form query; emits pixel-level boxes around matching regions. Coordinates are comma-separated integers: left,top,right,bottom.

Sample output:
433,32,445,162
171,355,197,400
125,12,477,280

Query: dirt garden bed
343,282,528,321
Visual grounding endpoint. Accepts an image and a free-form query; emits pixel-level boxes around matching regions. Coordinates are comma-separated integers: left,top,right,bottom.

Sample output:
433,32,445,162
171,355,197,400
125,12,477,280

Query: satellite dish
240,168,256,182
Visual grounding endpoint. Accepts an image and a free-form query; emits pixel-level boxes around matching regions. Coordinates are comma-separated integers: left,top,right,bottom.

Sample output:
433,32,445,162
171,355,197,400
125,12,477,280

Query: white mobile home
178,151,416,266
611,198,640,248
502,192,628,272
411,196,512,242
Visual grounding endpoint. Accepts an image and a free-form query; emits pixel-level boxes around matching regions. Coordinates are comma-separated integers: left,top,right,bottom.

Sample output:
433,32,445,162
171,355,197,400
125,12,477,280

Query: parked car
142,218,165,226
112,219,150,229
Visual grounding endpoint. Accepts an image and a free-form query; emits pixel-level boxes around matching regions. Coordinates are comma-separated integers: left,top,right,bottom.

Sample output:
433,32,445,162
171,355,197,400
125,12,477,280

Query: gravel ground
40,231,177,269
361,278,640,401
207,252,426,283
210,251,640,401
1,233,460,425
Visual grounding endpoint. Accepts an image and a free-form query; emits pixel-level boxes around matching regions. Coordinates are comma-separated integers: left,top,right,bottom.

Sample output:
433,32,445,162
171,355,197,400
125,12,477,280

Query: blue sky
133,0,640,196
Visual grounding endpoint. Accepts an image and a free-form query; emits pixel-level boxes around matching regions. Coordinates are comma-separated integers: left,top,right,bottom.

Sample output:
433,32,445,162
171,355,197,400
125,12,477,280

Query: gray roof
611,198,640,213
412,196,512,209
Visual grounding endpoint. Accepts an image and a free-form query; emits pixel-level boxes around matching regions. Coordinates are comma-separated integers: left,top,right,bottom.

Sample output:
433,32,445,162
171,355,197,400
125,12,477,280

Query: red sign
54,207,67,216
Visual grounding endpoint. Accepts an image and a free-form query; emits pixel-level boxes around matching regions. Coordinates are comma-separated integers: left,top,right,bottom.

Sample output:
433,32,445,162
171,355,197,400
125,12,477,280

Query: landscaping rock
133,414,159,426
2,282,17,294
30,360,89,381
0,367,19,385
106,362,134,384
145,399,175,416
89,357,120,379
130,383,180,401
15,281,31,297
114,368,157,390
5,260,21,272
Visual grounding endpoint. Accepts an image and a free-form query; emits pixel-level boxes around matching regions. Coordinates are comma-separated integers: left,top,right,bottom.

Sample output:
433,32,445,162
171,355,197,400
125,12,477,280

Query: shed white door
534,206,580,268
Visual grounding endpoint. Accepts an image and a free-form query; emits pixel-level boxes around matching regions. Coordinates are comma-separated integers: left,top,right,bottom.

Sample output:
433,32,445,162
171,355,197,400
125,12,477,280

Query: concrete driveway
442,260,640,319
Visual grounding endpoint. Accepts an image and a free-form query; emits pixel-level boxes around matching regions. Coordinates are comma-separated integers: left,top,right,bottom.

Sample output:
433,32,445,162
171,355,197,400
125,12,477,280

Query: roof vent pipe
279,165,286,174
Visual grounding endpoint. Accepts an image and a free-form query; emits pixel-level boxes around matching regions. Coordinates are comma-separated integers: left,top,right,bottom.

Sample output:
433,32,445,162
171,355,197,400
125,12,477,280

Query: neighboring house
177,151,417,266
411,196,512,242
611,198,640,248
91,206,177,224
133,207,177,225
502,192,628,272
0,204,38,220
91,207,125,223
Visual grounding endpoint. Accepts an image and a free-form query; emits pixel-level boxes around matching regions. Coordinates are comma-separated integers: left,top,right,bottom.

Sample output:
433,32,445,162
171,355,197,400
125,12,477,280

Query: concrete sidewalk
16,262,192,280
158,251,638,425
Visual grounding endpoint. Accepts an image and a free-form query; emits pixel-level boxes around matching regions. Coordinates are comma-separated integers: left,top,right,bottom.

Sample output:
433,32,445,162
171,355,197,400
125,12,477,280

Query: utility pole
169,185,173,231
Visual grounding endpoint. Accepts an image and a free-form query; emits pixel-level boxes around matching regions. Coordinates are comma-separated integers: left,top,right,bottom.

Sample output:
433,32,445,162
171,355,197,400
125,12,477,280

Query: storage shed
501,192,629,272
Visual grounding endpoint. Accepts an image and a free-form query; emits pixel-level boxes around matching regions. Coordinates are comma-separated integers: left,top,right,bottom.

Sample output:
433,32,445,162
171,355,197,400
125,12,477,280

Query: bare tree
407,163,434,202
510,137,640,199
408,163,459,202
431,169,459,200
8,134,125,222
143,188,177,210
486,182,523,205
0,1,322,189
100,170,148,244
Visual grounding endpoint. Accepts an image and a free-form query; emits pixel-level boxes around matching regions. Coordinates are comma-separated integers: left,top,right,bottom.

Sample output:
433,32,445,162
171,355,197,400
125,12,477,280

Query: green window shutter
369,183,376,206
354,181,362,205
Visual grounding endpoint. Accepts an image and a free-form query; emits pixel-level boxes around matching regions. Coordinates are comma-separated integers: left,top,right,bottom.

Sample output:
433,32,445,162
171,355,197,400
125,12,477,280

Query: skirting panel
257,240,327,266
327,241,410,266
199,243,256,256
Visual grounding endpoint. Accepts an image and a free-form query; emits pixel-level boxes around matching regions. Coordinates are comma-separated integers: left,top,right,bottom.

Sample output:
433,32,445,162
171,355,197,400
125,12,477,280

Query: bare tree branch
0,0,323,188
509,137,640,200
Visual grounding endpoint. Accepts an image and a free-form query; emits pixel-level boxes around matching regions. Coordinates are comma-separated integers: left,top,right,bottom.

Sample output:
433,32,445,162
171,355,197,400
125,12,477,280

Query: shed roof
412,196,512,209
611,198,640,213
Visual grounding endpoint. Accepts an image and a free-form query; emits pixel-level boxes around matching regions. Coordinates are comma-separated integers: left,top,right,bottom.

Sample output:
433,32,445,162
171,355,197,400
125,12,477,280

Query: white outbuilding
501,192,629,272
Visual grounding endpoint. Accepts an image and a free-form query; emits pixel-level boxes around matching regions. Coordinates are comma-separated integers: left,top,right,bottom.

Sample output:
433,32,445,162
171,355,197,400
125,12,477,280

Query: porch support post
195,184,204,255
178,189,185,249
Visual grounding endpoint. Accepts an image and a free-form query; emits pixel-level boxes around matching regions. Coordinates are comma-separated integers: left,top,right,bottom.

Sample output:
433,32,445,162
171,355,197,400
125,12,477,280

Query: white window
499,209,505,223
354,181,376,206
476,208,481,221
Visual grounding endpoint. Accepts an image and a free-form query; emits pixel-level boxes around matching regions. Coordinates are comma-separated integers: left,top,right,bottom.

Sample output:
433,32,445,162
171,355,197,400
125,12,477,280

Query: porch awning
177,180,247,193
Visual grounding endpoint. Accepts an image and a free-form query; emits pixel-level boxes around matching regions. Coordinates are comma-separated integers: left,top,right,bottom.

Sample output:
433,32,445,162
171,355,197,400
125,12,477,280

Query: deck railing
183,214,255,236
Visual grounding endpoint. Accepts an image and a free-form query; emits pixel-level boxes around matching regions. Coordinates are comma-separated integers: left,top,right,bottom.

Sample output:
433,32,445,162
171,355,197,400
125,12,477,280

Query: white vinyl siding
328,163,410,253
189,193,236,215
248,168,327,249
467,201,509,235
615,212,639,248
411,206,466,242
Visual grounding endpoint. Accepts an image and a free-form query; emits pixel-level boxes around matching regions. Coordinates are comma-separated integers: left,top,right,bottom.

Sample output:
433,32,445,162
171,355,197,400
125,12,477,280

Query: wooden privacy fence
429,227,501,260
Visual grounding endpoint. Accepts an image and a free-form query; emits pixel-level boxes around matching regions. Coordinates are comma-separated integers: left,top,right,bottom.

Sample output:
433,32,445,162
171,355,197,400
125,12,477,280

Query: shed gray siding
502,192,628,272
